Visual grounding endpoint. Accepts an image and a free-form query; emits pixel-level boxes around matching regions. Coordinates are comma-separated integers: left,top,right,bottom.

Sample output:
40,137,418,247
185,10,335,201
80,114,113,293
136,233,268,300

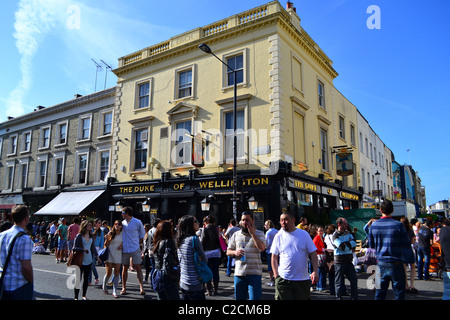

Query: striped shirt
177,235,207,291
227,229,266,276
368,216,412,263
0,226,33,291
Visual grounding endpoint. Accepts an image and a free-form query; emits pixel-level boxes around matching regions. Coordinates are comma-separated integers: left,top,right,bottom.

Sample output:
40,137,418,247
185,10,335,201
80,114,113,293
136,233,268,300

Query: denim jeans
234,275,262,300
417,246,431,280
226,256,233,276
334,262,358,300
375,261,406,300
443,271,450,300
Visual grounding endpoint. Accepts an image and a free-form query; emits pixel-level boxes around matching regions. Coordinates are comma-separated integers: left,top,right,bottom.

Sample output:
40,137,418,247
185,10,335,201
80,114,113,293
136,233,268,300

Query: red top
313,235,325,254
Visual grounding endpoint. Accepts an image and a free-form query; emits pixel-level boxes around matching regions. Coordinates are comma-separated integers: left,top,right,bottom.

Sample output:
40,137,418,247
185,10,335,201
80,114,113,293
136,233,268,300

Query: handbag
0,231,27,299
98,247,109,262
67,250,84,267
151,240,179,293
192,236,213,283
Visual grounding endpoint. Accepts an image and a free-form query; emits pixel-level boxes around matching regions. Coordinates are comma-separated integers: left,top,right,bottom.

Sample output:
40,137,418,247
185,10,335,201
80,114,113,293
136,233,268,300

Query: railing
117,1,285,68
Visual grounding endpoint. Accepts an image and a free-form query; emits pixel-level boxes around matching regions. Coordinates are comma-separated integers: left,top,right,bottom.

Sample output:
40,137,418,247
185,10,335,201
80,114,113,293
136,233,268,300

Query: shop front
109,162,362,230
110,171,279,231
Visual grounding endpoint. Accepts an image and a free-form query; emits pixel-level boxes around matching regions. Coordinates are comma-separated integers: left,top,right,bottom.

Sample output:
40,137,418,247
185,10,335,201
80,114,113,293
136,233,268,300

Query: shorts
58,239,67,250
122,249,142,266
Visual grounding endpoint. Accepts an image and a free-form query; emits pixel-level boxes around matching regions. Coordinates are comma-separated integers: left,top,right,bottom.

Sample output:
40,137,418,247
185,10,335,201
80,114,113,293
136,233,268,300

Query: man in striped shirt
0,205,34,300
227,211,266,300
369,199,413,300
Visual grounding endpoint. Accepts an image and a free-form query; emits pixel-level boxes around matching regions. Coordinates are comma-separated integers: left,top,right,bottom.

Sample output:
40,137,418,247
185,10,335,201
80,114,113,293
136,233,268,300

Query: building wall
0,88,115,211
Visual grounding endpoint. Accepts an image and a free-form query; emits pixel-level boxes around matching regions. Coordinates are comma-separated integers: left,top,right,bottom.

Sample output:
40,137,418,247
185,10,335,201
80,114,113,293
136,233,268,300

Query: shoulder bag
192,236,213,283
0,231,27,299
151,240,179,293
67,235,84,268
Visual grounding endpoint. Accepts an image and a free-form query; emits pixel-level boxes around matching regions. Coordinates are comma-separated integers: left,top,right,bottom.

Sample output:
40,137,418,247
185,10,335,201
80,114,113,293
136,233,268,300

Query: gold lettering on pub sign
119,185,156,194
340,192,359,201
293,180,317,192
198,177,269,189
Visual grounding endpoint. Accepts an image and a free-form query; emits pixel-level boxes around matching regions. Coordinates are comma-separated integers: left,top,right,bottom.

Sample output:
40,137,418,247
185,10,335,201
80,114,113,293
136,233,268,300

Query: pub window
133,128,148,171
224,109,245,163
318,80,325,109
339,116,345,140
137,81,150,109
173,120,192,166
320,128,328,171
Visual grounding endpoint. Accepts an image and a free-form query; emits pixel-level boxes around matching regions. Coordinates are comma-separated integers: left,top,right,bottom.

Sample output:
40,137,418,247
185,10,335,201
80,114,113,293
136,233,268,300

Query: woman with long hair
102,220,123,298
176,215,207,300
153,220,180,300
201,215,221,296
72,220,100,300
400,216,418,294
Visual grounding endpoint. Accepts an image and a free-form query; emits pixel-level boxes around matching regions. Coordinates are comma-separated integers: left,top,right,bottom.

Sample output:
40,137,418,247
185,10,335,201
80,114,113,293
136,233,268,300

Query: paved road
31,252,445,301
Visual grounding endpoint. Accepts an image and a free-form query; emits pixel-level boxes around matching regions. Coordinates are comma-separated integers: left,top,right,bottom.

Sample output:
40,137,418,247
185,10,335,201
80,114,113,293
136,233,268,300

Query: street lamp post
375,170,381,208
198,43,238,220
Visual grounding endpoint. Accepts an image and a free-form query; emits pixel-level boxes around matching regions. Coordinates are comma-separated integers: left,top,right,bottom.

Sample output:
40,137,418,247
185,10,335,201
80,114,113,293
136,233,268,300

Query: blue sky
0,0,449,206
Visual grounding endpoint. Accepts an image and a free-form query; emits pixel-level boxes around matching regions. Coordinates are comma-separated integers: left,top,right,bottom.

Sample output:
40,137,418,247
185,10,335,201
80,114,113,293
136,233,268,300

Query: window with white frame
5,162,15,191
99,109,113,137
99,150,110,182
39,126,51,149
75,151,89,184
226,54,244,87
78,115,92,141
55,121,68,146
137,81,150,109
133,128,148,171
8,134,18,155
176,68,193,99
51,152,65,186
320,128,328,171
318,80,325,109
224,109,245,163
21,131,31,153
35,155,48,188
173,120,191,166
350,124,356,146
19,161,28,190
339,116,345,140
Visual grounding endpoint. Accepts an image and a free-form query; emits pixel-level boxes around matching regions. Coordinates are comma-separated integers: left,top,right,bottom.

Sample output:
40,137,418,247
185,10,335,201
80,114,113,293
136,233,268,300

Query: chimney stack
286,1,296,12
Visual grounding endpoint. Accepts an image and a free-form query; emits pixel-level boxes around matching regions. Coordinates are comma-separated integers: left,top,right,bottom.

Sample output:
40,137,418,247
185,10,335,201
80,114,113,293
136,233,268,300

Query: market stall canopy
35,190,105,216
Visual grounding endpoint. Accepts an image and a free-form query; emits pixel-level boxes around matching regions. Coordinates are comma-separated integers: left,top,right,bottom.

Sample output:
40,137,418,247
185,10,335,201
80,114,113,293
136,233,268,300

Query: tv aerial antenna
100,60,113,89
91,59,102,92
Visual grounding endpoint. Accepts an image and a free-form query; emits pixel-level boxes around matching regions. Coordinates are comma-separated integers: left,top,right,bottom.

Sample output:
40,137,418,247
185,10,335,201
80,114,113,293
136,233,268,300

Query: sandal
120,290,127,295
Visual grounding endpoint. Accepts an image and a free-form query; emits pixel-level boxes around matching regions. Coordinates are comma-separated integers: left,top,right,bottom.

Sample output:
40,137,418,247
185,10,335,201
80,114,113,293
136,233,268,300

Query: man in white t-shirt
271,211,318,300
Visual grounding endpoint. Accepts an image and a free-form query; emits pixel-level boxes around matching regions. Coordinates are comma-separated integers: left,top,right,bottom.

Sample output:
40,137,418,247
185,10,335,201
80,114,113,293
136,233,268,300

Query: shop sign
197,177,270,189
116,184,157,195
288,178,318,193
336,151,353,176
321,187,338,197
340,191,360,201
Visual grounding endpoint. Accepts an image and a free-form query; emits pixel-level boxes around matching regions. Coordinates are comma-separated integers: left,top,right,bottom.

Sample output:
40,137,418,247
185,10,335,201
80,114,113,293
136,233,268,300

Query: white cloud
5,0,178,117
6,0,68,117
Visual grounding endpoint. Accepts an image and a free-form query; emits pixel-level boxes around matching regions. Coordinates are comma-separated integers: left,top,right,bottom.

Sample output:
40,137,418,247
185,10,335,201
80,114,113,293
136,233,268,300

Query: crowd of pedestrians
1,200,449,301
